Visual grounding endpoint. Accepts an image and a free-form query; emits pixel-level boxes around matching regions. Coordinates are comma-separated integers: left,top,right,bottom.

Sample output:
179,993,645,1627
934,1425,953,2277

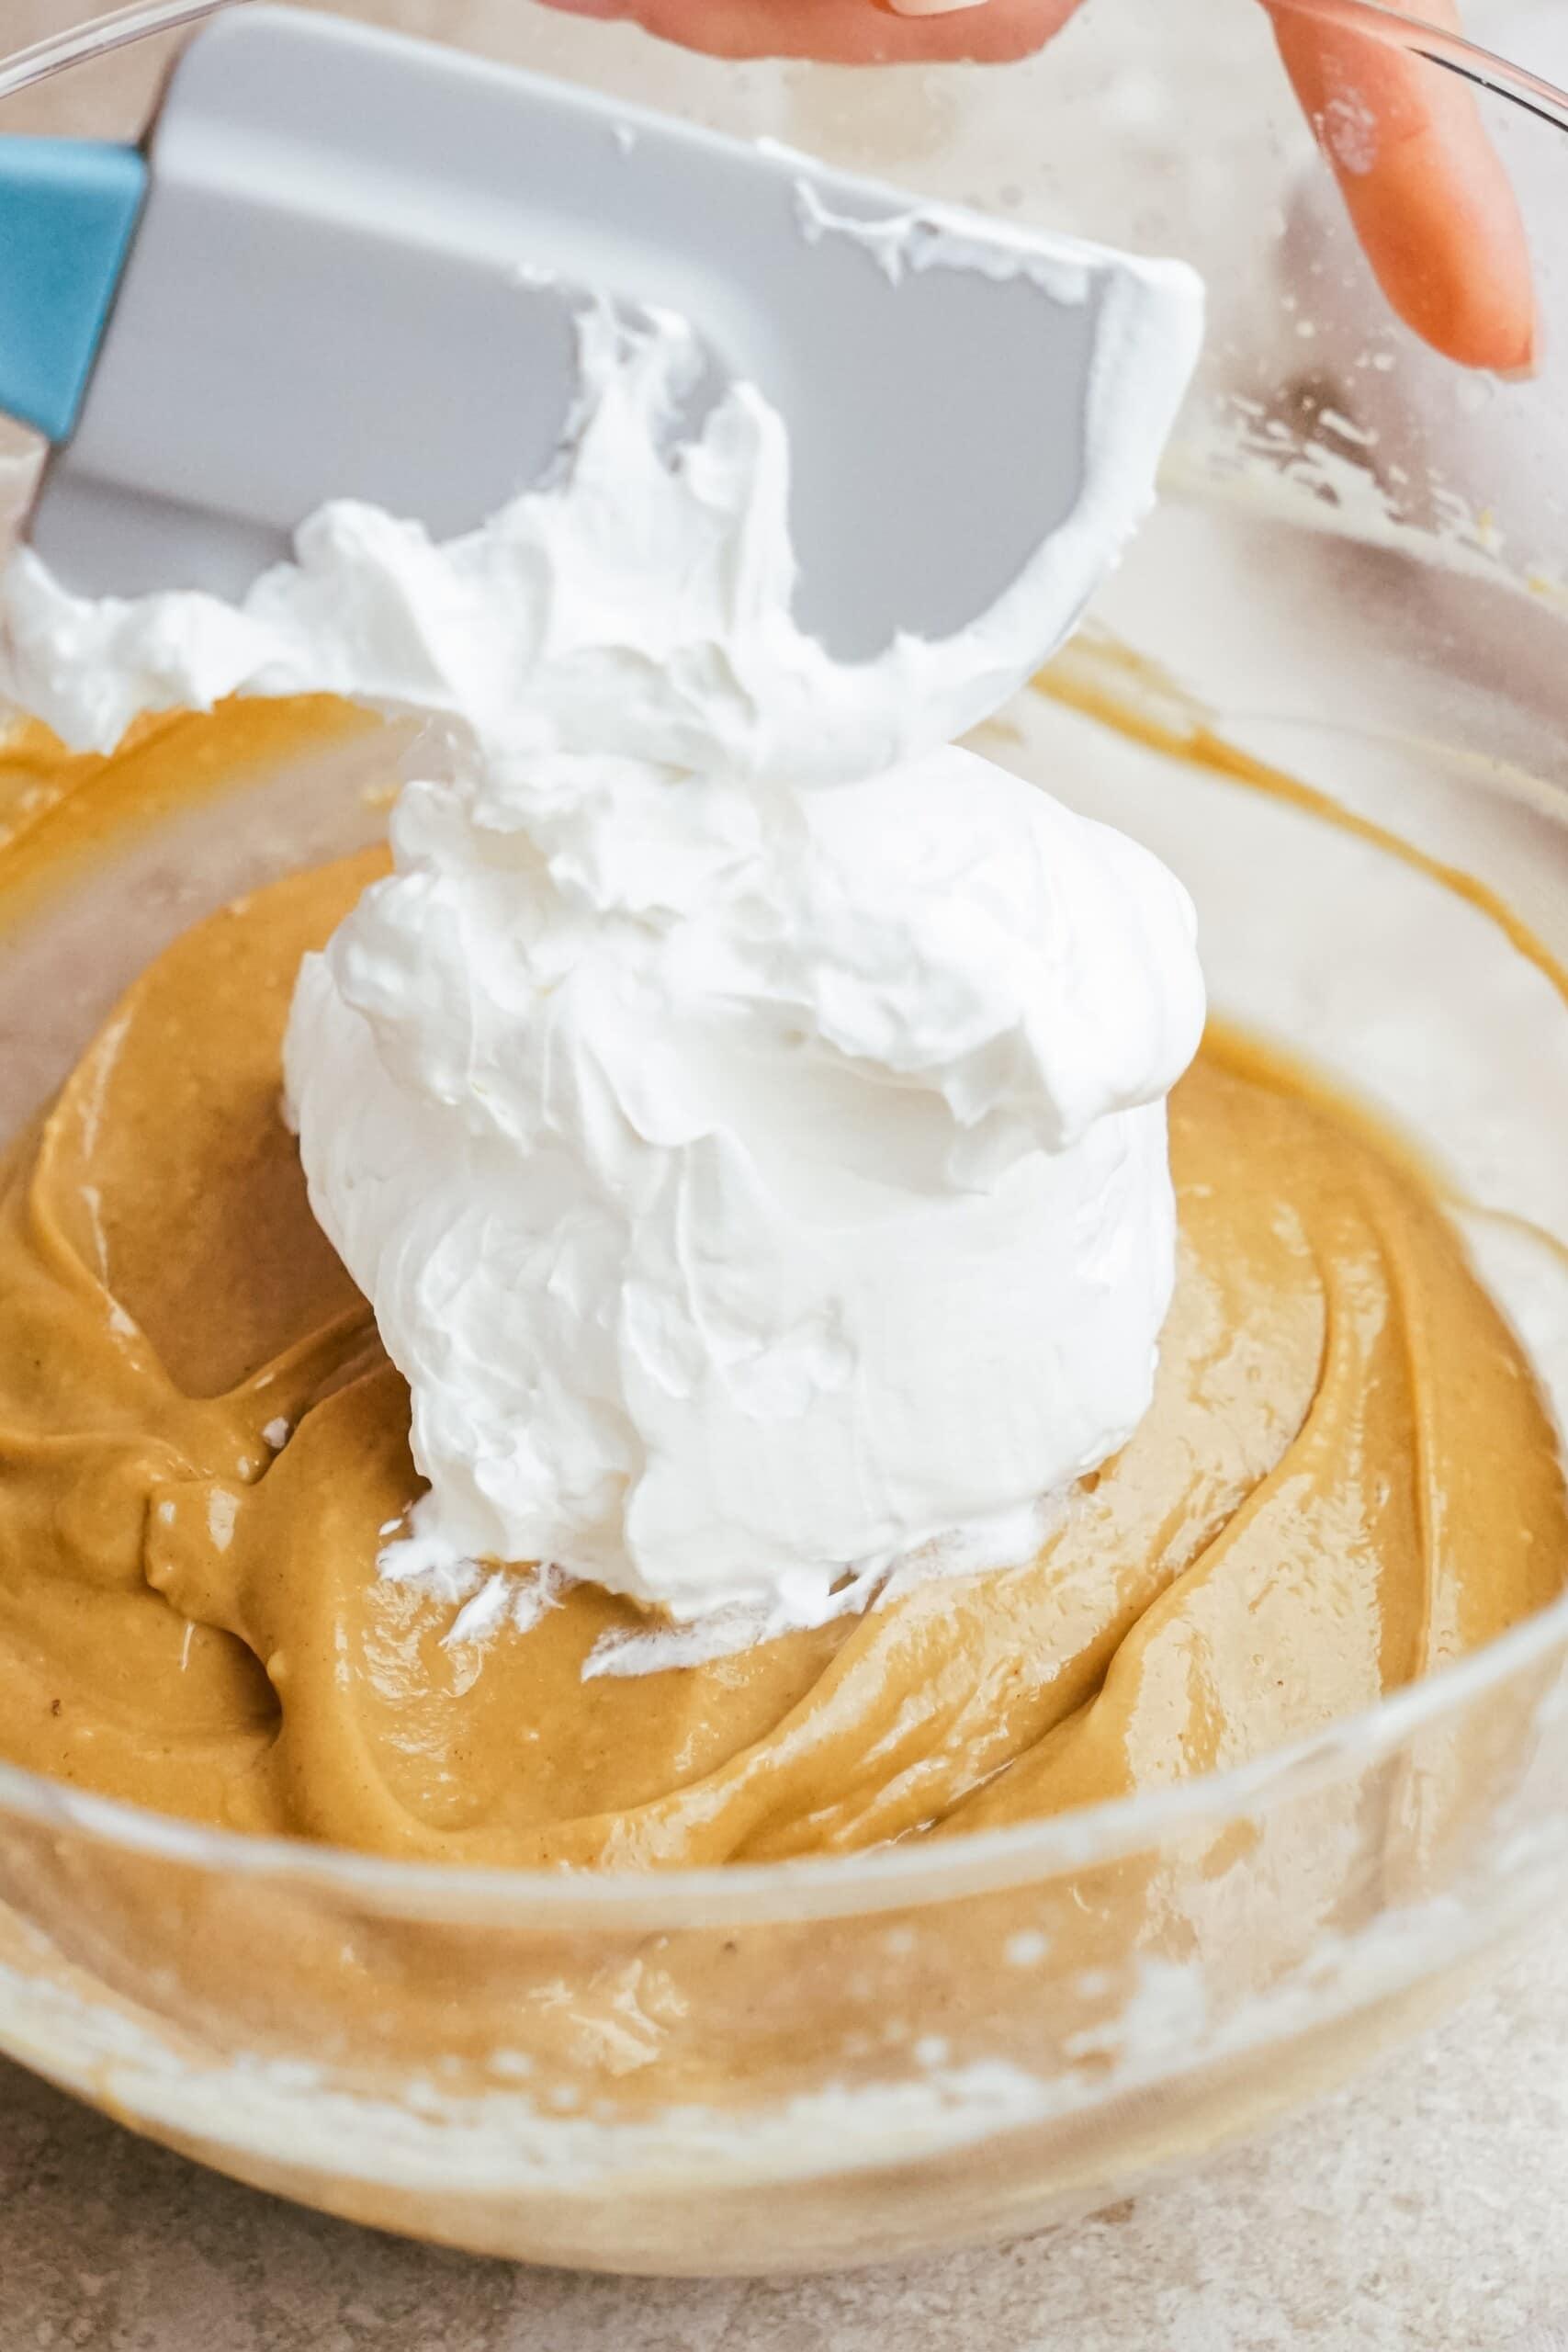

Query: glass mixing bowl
5,0,1568,2277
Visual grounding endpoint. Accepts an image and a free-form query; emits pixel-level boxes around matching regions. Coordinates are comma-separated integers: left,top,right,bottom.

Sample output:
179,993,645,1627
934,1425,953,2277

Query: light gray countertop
5,1921,1568,2352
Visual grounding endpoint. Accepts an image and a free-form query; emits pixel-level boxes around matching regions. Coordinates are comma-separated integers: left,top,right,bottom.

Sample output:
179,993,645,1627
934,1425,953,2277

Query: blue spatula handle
0,138,146,443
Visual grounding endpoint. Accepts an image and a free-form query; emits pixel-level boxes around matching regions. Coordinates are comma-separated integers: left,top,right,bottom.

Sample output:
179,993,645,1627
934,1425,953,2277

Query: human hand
1268,0,1533,371
536,0,1077,62
542,0,1534,372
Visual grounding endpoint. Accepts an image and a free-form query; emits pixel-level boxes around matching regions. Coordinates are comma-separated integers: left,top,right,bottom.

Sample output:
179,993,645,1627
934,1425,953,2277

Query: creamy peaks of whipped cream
1,290,1206,1634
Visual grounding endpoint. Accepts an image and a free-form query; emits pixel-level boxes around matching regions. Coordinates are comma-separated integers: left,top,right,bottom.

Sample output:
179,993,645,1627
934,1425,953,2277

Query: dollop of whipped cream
288,735,1201,1624
1,304,1205,1633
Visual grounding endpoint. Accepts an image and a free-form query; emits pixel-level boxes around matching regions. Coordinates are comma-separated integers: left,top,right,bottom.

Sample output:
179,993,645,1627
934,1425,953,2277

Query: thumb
1265,0,1536,372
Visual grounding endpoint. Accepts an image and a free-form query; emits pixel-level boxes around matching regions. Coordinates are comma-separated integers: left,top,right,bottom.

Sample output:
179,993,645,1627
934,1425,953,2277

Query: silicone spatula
0,3,1203,663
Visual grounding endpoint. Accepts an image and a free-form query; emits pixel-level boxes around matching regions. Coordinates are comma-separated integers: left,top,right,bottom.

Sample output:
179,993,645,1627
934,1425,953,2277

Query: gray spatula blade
28,4,1202,662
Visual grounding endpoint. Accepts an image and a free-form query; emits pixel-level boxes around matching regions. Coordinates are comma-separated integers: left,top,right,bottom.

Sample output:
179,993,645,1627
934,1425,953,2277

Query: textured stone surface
5,1923,1568,2351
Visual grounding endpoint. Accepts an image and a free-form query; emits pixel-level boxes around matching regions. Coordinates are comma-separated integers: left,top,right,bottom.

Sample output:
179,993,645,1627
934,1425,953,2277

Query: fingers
1266,0,1536,373
540,0,1533,374
539,0,1080,64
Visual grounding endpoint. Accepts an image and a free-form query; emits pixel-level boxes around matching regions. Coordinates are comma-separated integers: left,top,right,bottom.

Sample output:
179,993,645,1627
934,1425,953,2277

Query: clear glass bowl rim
2,0,1568,1928
7,0,1568,125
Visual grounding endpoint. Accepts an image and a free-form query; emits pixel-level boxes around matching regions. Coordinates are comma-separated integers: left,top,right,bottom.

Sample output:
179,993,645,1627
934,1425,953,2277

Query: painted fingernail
885,0,991,16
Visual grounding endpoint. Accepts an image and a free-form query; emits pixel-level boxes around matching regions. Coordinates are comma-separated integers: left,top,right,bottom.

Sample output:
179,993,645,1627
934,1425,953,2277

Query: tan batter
2,823,1563,1871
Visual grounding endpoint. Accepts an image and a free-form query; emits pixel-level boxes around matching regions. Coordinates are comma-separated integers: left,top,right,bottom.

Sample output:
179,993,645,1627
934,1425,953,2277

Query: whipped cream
1,298,1205,1632
288,731,1201,1623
